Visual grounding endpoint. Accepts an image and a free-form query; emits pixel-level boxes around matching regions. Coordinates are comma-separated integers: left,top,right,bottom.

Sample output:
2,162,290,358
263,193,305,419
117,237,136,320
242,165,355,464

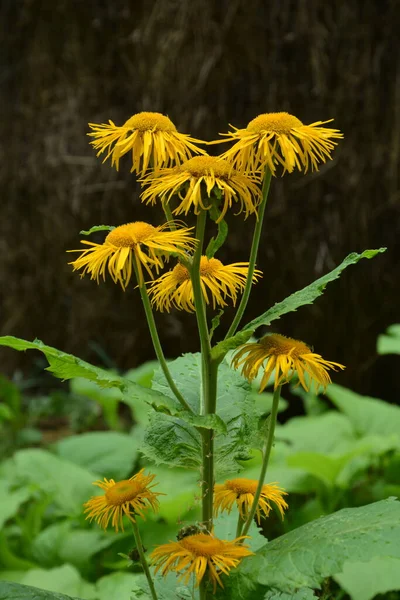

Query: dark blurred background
1,0,399,402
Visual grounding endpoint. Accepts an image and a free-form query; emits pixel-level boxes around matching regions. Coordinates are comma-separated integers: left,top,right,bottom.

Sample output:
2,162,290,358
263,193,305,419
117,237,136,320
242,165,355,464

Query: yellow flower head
232,333,345,392
217,112,343,176
150,532,253,591
214,478,288,524
68,221,196,287
84,469,162,532
88,111,205,175
148,255,262,312
140,155,261,222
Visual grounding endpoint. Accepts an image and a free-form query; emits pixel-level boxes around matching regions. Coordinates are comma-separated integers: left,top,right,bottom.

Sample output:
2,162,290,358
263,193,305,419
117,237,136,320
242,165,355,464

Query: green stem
190,210,217,535
131,520,158,600
235,513,245,538
241,385,281,537
162,203,176,229
225,168,272,339
133,260,193,414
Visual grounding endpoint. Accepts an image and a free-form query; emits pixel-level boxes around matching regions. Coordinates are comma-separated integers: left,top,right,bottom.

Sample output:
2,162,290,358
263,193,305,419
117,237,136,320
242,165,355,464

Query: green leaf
327,384,400,438
286,451,356,487
334,556,400,600
79,225,114,235
377,323,400,355
0,581,82,600
263,590,317,600
0,337,123,388
212,329,253,363
0,565,95,599
214,511,266,553
236,498,400,593
2,449,96,514
241,248,386,332
96,572,148,600
54,431,140,480
0,480,32,530
143,354,258,475
205,209,229,258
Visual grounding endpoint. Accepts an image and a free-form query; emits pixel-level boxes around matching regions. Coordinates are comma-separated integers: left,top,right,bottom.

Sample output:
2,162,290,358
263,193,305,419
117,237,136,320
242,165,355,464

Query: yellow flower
88,111,205,175
148,255,262,312
150,532,253,591
140,155,261,222
216,112,343,176
232,333,345,392
83,469,162,532
214,478,288,524
68,221,196,287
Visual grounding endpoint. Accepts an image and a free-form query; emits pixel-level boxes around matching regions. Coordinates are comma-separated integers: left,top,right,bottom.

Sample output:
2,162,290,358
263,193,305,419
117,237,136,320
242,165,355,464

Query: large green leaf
1,449,96,514
334,556,400,600
241,249,386,332
233,498,400,593
0,480,32,530
143,354,258,474
95,572,148,600
0,582,82,600
0,565,95,599
54,432,140,480
263,590,317,600
327,384,400,439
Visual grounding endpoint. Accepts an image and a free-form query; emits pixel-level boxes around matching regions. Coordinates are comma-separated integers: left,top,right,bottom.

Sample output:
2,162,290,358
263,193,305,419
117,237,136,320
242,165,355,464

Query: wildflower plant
0,110,387,600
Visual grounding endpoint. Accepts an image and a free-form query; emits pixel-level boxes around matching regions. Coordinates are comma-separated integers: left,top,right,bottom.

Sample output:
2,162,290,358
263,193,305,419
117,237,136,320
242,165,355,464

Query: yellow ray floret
84,469,162,532
88,111,205,175
140,155,261,222
214,112,343,176
214,478,288,524
68,221,196,287
232,333,345,392
148,255,262,312
150,532,253,591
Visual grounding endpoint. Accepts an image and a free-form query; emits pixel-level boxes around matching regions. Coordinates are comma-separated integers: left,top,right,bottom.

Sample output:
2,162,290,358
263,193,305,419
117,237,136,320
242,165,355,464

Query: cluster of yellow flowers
74,109,345,591
84,470,287,590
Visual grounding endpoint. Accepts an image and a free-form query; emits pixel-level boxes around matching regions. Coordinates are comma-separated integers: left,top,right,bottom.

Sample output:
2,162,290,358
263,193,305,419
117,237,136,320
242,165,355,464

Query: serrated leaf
96,572,148,600
143,354,258,475
327,384,400,438
79,225,114,235
241,248,386,332
0,582,82,600
212,329,253,363
263,590,317,600
236,498,400,593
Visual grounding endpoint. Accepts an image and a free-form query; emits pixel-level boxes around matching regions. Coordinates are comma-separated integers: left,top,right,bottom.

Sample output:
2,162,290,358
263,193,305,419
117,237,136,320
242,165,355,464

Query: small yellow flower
148,255,262,312
150,532,253,591
84,469,162,532
232,333,345,392
68,221,196,287
140,155,261,222
88,111,205,175
216,112,343,176
214,478,288,524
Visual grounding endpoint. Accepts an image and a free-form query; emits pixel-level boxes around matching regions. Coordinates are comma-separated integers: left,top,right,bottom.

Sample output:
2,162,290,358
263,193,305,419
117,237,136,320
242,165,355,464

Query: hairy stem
131,520,158,600
241,385,281,537
225,167,272,339
133,259,193,413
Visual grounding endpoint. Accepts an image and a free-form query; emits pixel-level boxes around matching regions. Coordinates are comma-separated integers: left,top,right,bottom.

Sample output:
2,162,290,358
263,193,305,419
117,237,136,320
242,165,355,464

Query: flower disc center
247,112,303,134
181,156,234,179
105,480,141,505
124,112,177,132
172,263,191,283
181,533,225,556
260,333,310,357
199,256,223,276
226,478,258,495
106,222,156,247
